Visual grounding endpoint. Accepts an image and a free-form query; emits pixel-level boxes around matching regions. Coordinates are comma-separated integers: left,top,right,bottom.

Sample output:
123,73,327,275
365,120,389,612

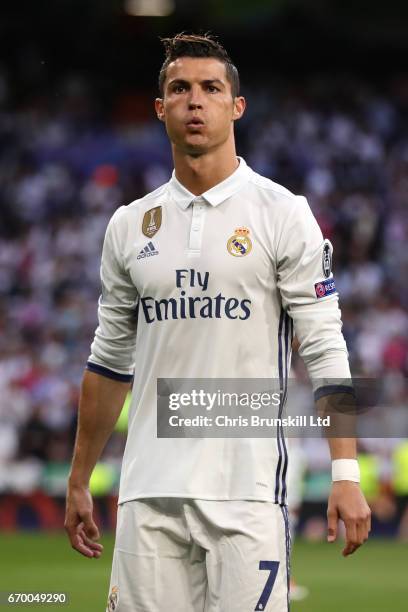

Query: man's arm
277,196,371,555
315,389,371,556
65,208,138,557
65,370,131,558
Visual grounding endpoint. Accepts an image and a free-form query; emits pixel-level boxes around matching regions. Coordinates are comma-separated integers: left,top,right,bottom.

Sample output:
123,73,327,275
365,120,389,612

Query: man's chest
123,198,277,302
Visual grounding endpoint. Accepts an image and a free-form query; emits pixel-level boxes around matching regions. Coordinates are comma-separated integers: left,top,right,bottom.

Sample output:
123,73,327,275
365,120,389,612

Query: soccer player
65,33,371,611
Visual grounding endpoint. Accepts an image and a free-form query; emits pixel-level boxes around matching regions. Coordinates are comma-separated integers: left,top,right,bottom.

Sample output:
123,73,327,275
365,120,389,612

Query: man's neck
172,142,239,196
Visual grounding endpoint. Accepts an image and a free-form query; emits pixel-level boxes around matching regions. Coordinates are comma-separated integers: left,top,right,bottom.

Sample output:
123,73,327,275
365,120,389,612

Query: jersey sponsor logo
137,241,159,259
322,240,332,278
315,278,336,298
227,227,252,257
142,206,162,237
106,586,118,612
140,268,252,323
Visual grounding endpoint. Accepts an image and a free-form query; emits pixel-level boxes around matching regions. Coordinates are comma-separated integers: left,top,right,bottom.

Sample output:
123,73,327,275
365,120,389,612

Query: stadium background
0,0,407,609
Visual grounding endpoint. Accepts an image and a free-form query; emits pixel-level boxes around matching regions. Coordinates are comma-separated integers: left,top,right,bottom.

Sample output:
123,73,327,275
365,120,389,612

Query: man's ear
232,96,246,121
155,98,165,122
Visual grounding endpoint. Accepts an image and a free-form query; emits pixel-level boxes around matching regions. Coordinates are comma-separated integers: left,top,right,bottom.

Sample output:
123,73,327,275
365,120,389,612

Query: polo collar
168,157,251,210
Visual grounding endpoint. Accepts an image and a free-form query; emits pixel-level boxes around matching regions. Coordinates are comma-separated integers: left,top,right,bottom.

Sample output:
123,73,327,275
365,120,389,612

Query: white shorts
106,498,290,612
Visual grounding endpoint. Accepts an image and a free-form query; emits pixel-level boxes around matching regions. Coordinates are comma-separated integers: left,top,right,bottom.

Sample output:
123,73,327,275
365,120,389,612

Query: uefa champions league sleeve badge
227,227,252,257
142,206,162,238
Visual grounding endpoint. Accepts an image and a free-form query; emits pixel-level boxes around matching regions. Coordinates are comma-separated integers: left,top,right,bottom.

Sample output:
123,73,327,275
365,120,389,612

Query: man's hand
327,481,371,556
64,483,104,558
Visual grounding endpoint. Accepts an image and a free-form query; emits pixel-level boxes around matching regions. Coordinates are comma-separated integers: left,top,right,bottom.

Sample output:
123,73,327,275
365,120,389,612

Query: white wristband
332,459,360,483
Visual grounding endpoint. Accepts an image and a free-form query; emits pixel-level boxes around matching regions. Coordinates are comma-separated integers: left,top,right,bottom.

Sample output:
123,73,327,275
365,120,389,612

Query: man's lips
186,117,205,128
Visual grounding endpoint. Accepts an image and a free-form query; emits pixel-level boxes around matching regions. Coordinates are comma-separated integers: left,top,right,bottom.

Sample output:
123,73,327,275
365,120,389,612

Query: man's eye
174,85,186,93
207,85,219,93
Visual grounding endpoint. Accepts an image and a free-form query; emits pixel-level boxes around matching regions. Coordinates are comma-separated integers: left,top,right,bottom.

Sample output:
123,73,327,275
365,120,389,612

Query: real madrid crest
227,227,252,257
106,586,119,612
142,206,162,238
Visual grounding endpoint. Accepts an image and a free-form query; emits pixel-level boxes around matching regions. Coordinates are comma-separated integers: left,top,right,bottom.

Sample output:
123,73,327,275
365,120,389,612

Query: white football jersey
87,158,350,504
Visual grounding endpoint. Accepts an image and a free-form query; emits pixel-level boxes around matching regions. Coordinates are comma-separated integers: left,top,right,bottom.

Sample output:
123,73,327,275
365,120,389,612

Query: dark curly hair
158,33,240,98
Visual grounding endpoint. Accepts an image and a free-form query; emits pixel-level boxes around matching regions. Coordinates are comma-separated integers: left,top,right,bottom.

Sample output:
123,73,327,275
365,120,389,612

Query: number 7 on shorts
254,560,280,611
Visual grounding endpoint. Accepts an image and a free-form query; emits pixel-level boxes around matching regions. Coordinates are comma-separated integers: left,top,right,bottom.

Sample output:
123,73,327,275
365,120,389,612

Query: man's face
155,57,245,155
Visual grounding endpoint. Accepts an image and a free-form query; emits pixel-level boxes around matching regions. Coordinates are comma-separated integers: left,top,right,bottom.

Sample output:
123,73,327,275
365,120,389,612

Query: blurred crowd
0,73,407,534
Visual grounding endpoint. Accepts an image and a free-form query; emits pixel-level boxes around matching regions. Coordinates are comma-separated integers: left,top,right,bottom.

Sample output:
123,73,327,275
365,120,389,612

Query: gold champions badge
227,227,252,257
142,206,162,238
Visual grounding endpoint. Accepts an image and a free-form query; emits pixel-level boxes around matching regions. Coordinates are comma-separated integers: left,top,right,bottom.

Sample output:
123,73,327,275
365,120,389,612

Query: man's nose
188,85,204,109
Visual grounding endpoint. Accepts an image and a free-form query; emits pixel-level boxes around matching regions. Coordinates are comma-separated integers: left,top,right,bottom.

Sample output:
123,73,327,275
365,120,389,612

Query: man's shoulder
110,182,169,226
126,182,169,212
246,169,305,213
248,170,296,199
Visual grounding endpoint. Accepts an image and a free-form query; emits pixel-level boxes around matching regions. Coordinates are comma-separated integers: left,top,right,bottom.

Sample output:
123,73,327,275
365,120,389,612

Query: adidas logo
137,241,159,260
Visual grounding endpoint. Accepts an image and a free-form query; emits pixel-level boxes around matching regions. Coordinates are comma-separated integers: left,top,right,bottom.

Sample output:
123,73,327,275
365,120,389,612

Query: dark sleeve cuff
86,361,134,383
314,384,356,402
